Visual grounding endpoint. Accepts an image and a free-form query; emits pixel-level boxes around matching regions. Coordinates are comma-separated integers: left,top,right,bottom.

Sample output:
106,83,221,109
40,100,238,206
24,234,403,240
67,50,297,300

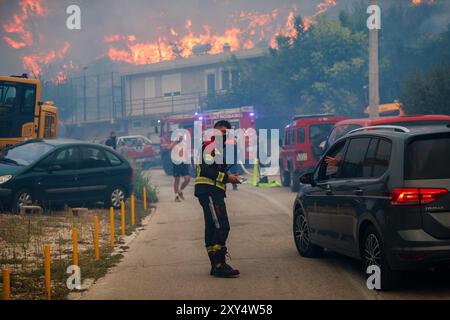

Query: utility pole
83,67,88,122
368,0,380,119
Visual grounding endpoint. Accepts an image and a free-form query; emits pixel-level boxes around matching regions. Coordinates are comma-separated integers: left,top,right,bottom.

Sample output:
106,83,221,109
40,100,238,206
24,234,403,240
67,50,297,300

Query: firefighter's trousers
197,192,230,250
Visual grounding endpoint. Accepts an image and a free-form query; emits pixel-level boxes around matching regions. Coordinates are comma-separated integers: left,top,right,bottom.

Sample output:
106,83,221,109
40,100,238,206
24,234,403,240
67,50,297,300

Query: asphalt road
81,169,450,300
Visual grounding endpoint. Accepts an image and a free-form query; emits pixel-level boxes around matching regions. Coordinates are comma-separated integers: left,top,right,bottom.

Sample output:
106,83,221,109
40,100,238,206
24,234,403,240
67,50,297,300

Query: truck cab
280,114,346,192
0,74,58,149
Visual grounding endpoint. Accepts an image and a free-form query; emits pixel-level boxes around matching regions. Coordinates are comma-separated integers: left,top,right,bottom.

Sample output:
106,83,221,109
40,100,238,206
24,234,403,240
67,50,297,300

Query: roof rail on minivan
348,125,411,135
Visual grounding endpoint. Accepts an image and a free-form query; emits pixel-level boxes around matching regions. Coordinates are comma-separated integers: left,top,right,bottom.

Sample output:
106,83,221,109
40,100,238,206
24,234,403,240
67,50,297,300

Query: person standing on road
167,136,191,202
226,136,242,191
195,120,241,278
105,131,118,150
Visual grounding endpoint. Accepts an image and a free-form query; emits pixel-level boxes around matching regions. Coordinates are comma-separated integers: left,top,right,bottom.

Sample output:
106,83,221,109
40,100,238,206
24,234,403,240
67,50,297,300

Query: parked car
280,114,346,192
293,124,450,290
325,114,450,152
116,135,160,169
0,139,133,212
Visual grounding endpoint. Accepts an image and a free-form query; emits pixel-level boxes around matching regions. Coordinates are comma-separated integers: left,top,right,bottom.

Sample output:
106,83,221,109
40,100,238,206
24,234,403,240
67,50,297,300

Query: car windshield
327,124,362,148
310,123,335,160
0,142,55,166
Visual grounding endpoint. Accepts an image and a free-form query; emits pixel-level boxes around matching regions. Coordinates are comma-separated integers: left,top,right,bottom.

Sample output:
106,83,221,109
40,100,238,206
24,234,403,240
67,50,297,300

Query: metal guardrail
124,91,208,118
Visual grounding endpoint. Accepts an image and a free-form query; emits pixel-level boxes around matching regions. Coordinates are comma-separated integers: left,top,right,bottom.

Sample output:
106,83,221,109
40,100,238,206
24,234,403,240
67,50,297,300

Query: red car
280,114,346,192
116,135,159,169
326,114,450,150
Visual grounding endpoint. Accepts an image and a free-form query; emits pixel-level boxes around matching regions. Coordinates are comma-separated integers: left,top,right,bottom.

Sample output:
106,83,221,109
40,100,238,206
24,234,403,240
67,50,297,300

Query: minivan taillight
390,188,448,206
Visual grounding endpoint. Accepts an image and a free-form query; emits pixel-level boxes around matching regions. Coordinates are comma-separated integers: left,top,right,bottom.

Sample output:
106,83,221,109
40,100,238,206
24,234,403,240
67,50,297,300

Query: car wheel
12,189,34,213
362,226,398,291
280,167,291,187
107,186,126,209
291,171,301,192
293,209,323,258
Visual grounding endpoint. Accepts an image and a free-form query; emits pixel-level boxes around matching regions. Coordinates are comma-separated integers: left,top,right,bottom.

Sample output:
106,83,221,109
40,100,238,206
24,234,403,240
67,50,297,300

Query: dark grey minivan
294,125,450,290
0,139,133,211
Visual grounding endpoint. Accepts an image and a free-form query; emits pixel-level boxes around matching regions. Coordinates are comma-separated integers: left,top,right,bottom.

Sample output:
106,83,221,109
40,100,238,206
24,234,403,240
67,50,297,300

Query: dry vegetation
0,198,153,300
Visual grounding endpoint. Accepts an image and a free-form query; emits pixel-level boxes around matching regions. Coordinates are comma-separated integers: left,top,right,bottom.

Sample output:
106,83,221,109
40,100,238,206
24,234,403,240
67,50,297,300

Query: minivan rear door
404,133,450,239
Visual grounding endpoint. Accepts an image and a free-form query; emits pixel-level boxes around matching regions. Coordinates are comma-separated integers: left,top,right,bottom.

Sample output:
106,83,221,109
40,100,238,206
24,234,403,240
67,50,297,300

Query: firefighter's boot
207,250,215,276
211,247,240,278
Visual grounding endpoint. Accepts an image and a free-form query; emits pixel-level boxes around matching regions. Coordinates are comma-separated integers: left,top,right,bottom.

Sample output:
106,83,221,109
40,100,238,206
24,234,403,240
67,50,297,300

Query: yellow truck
0,74,58,149
364,102,406,117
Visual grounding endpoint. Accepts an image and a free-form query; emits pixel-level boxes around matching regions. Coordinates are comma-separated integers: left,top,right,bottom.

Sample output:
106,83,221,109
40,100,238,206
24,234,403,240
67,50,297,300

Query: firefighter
195,120,241,278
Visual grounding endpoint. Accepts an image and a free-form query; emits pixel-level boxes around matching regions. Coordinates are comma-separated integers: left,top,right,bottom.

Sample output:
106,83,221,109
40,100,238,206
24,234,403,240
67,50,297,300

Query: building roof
120,47,267,77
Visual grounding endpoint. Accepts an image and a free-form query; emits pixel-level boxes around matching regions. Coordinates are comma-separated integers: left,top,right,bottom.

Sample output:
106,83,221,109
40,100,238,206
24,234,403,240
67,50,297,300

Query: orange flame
411,0,435,5
105,0,338,66
53,61,76,84
22,42,71,78
2,0,47,49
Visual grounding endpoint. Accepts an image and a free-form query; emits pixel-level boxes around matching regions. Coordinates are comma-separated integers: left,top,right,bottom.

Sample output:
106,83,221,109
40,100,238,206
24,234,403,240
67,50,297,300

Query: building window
206,72,216,96
231,70,239,88
162,73,181,97
144,77,156,99
220,69,239,91
221,70,230,91
164,92,181,98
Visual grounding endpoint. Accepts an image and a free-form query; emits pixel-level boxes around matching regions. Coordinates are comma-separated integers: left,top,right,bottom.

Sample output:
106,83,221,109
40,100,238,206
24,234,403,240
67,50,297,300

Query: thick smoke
0,0,343,78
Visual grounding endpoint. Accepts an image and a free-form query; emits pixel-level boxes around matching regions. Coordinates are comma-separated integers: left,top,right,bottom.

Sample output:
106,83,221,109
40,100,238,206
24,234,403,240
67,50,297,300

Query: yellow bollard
44,245,51,300
72,227,78,266
252,159,260,186
131,194,135,226
110,207,115,247
143,186,147,210
94,215,100,261
121,201,126,237
2,268,10,300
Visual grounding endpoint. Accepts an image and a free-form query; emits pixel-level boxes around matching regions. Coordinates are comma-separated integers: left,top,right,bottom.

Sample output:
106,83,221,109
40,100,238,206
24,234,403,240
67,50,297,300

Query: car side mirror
300,172,316,187
48,165,62,173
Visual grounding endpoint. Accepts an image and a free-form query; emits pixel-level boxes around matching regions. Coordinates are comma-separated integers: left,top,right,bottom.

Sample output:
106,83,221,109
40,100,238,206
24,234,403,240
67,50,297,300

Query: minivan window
363,138,379,178
362,138,392,178
373,140,392,177
405,134,450,180
317,140,347,181
340,138,371,179
80,147,110,169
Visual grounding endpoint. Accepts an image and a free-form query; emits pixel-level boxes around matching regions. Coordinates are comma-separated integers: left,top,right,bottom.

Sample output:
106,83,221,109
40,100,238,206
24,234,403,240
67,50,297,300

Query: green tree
208,14,368,119
401,63,450,115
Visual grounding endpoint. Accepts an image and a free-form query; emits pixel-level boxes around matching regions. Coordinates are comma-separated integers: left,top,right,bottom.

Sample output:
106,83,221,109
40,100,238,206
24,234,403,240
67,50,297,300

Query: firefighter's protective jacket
194,139,229,197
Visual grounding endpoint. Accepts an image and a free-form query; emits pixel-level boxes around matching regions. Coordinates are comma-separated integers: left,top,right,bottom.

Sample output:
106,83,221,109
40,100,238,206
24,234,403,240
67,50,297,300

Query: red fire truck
280,114,346,192
159,106,256,175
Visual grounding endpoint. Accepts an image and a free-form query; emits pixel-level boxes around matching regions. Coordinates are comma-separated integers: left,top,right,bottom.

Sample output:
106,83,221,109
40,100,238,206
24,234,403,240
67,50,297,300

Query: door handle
354,189,364,196
325,184,333,196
